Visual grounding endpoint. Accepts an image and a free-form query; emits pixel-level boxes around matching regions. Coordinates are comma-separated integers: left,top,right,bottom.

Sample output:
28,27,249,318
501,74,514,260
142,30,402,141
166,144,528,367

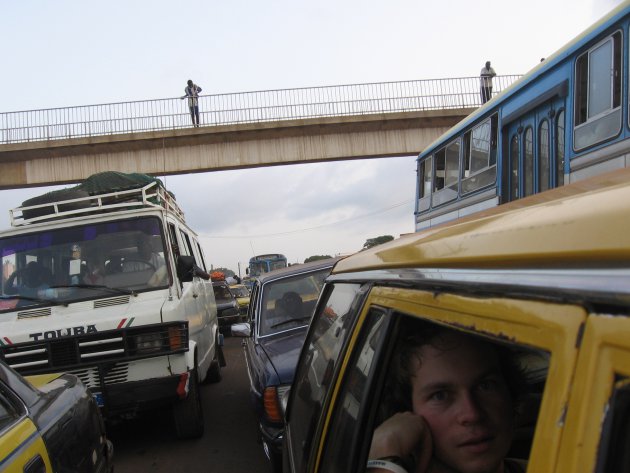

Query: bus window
433,139,460,206
556,110,565,186
574,31,622,150
510,134,519,200
417,157,432,212
461,115,498,195
524,127,534,197
539,120,550,192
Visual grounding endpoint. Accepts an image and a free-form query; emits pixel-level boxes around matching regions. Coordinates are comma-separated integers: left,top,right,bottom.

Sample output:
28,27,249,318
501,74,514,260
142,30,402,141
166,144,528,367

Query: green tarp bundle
20,172,175,219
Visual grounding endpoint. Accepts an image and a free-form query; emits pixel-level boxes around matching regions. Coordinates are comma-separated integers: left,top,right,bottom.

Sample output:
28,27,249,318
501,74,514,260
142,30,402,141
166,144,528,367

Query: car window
561,313,630,473
319,308,390,473
231,286,249,297
248,284,259,321
285,282,363,473
258,268,330,337
312,309,551,473
595,378,630,472
362,313,550,473
0,387,22,432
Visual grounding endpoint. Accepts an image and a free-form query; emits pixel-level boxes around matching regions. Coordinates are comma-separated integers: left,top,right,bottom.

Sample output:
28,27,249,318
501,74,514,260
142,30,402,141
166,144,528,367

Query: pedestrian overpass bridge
0,76,519,190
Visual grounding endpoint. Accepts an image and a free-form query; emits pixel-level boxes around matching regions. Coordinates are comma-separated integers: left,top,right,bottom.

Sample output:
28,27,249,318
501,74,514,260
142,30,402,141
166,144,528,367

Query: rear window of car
213,284,233,301
258,268,330,337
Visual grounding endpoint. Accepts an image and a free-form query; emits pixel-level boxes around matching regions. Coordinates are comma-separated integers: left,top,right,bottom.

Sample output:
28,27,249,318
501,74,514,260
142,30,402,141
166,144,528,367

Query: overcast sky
0,0,622,274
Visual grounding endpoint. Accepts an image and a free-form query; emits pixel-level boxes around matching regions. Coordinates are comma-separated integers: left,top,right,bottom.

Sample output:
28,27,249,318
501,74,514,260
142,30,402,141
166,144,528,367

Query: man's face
410,332,514,473
485,62,491,69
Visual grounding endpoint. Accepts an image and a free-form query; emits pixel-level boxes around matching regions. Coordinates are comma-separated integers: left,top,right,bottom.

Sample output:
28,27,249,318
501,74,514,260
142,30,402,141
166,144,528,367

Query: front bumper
260,421,284,455
96,373,184,417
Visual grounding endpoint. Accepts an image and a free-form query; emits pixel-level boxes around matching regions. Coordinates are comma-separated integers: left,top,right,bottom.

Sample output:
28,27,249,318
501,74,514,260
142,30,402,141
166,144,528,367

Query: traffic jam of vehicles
3,4,630,468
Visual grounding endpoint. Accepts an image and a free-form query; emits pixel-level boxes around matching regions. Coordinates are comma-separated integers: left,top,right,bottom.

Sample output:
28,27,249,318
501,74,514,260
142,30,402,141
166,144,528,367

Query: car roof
333,168,630,275
255,257,344,284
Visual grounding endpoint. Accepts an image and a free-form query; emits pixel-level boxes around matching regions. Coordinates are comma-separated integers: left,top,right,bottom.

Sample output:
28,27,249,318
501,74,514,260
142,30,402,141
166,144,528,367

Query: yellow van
283,168,630,473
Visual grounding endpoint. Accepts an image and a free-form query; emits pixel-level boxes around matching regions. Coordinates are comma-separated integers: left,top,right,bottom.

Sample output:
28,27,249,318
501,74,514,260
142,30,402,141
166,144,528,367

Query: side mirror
177,255,211,282
176,255,195,282
231,322,251,337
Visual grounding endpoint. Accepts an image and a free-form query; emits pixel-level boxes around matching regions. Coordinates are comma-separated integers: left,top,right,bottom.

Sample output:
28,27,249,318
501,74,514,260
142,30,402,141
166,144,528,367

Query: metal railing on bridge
0,76,521,144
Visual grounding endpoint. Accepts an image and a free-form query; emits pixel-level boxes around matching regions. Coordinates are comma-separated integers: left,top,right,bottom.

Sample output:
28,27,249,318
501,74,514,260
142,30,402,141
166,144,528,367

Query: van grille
0,322,188,376
69,363,129,389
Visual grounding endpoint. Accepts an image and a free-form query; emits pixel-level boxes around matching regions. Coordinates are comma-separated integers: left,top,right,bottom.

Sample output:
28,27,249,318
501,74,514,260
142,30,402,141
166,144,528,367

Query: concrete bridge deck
0,76,520,189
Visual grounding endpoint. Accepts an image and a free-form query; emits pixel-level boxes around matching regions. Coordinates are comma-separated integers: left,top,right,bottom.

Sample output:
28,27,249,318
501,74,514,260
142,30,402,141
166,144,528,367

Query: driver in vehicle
265,291,305,332
122,234,167,286
4,261,52,297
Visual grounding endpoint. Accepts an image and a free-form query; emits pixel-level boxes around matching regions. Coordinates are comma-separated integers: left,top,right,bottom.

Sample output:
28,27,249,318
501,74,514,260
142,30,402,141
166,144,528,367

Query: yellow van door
0,417,52,473
556,313,630,473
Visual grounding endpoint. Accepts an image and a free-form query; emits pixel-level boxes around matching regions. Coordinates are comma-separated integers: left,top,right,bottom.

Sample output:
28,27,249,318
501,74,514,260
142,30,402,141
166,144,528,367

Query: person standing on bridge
182,79,202,127
480,61,496,104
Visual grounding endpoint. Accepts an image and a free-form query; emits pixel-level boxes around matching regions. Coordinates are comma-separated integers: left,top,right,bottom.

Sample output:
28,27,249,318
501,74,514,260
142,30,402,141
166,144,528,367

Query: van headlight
128,323,188,356
135,333,164,353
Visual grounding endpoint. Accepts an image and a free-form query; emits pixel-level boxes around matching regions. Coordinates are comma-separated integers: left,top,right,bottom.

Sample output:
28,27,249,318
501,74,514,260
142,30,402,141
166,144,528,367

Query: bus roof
250,254,286,261
333,167,630,274
417,0,630,161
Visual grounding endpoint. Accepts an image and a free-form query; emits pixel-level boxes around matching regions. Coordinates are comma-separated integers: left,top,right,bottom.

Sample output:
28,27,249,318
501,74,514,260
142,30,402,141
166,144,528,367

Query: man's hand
369,412,433,473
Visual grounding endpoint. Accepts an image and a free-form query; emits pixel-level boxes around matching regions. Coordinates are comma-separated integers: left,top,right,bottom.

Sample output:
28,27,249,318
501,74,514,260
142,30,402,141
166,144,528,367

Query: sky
0,0,623,274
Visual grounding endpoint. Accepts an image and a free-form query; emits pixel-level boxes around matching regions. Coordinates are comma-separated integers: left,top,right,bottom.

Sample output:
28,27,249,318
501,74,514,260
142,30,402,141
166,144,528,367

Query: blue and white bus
415,1,630,231
247,253,288,278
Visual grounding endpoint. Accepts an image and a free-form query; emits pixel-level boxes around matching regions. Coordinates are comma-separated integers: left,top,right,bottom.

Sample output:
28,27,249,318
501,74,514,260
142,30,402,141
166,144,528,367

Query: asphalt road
108,335,271,472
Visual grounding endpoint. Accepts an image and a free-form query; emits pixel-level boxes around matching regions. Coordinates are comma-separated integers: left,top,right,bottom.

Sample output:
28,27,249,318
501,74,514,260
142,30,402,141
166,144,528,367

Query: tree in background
304,255,333,263
362,235,394,250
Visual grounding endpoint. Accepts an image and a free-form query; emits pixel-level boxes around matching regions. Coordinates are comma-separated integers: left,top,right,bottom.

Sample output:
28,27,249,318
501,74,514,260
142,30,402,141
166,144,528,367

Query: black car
212,280,241,332
0,360,113,472
232,257,341,471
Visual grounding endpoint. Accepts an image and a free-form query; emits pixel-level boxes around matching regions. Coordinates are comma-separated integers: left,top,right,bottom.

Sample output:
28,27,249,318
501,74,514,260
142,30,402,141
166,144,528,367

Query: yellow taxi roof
334,168,630,274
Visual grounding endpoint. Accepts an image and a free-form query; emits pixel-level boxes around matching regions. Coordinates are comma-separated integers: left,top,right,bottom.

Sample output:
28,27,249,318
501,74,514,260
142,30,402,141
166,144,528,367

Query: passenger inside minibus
369,318,547,473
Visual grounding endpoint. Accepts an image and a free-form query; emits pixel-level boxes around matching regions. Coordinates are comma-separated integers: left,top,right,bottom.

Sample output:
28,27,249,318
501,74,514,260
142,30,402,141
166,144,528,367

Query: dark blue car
232,257,340,472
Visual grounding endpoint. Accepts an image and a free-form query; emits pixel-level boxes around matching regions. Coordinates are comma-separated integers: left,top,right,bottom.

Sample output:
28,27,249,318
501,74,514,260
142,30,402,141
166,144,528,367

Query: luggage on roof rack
11,171,184,226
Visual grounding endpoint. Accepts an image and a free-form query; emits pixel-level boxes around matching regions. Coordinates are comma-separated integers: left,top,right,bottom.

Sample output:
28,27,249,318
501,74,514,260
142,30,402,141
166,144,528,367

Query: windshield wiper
270,316,312,329
50,284,135,296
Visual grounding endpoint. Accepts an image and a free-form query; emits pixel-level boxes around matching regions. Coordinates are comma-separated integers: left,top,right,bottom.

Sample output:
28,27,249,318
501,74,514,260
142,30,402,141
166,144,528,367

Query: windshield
0,216,169,312
258,267,329,337
230,286,249,298
213,284,233,302
249,262,266,278
249,257,287,277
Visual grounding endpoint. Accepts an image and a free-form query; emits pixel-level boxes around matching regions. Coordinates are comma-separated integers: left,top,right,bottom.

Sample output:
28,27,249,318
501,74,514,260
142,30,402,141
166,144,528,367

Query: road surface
109,335,271,472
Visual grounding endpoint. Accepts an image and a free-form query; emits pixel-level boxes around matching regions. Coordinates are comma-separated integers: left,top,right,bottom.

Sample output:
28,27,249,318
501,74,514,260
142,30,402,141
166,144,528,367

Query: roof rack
10,181,185,226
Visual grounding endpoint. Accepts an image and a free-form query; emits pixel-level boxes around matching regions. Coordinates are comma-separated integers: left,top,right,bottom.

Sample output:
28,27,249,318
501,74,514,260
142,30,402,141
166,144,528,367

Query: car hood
25,373,64,389
258,328,308,385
